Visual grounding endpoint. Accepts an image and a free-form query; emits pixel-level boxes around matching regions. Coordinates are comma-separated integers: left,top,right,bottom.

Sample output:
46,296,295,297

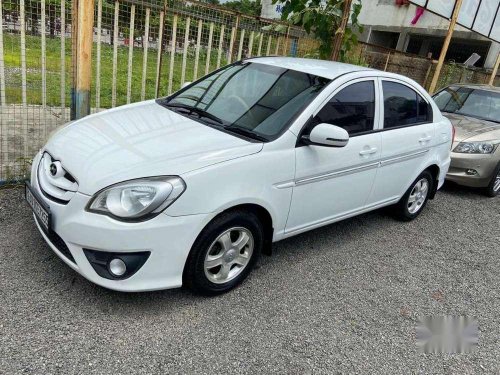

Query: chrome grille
37,152,78,203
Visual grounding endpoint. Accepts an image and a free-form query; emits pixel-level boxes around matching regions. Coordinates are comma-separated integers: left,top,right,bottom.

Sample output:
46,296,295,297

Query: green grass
2,33,229,108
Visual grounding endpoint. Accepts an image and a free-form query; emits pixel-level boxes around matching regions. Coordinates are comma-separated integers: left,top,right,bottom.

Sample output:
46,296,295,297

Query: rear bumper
446,152,499,188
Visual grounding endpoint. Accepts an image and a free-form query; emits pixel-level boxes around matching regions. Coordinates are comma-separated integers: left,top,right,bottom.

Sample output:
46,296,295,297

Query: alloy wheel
204,227,254,284
407,178,429,214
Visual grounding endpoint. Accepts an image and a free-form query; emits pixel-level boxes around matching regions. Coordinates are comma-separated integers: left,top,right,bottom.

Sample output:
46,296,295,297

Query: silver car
433,84,500,197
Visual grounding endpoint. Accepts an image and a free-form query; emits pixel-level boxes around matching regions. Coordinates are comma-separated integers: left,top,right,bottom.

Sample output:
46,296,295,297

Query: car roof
446,83,500,93
245,56,373,80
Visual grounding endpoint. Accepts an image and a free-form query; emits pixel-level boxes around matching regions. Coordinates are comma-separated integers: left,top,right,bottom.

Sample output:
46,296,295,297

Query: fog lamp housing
466,169,478,176
83,249,150,280
109,258,127,277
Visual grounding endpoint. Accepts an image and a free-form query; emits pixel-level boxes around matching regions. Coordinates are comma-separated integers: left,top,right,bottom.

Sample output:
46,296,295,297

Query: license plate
25,182,51,233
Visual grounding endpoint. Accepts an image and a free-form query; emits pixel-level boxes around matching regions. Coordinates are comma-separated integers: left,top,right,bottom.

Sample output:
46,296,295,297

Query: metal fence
0,0,498,183
353,41,500,90
0,0,318,182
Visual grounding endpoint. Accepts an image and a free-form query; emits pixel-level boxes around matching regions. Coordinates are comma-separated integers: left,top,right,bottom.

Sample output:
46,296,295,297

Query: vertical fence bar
422,61,433,90
95,0,102,110
168,14,178,95
282,26,290,56
41,0,47,108
111,0,119,107
20,0,27,106
266,36,272,56
228,15,239,64
180,17,190,86
60,0,66,113
0,0,5,105
216,24,225,69
237,29,244,60
383,52,391,71
194,19,202,80
228,26,236,64
205,22,214,75
0,0,4,169
257,33,263,56
126,4,136,104
274,36,280,55
141,7,150,100
248,31,254,57
155,9,164,97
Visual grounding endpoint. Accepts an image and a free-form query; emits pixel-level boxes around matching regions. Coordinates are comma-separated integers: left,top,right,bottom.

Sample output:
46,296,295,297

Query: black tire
484,163,500,197
393,170,434,222
183,210,263,295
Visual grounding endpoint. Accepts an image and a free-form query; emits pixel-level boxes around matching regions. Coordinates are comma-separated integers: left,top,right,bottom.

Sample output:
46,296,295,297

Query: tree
273,0,363,61
222,0,262,17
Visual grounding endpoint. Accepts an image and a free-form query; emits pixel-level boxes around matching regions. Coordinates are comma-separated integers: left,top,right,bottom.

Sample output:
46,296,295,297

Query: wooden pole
428,0,463,94
71,0,95,120
488,53,500,86
331,0,352,61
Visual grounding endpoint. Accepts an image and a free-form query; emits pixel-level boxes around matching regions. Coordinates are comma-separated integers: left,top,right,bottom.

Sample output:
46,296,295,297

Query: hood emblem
49,163,57,176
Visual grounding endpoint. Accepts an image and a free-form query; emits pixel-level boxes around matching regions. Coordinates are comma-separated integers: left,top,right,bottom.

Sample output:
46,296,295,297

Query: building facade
261,0,499,68
358,0,500,68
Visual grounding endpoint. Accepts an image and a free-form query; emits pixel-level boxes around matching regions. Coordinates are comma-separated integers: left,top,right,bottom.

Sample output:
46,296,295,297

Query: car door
285,78,382,235
367,78,435,205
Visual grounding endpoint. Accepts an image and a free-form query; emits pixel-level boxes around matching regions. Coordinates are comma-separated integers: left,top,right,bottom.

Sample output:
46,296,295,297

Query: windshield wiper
223,125,268,142
165,102,225,125
165,102,268,141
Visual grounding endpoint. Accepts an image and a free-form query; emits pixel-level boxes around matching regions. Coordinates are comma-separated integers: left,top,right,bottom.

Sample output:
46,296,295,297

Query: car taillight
451,124,456,149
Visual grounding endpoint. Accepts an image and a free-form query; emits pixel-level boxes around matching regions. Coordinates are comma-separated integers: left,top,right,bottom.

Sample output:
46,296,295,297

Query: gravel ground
1,184,499,374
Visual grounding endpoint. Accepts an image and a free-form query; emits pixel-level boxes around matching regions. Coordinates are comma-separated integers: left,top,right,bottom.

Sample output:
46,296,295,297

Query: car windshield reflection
160,62,330,141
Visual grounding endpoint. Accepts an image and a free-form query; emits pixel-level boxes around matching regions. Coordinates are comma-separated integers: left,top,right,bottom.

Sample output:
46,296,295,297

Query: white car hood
44,100,263,195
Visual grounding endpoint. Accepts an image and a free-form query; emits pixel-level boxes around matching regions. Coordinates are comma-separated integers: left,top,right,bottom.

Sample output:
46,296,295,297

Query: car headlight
453,141,498,154
87,176,186,221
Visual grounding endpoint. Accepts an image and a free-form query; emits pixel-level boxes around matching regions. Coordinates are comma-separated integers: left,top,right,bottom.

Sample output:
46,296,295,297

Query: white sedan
26,57,453,294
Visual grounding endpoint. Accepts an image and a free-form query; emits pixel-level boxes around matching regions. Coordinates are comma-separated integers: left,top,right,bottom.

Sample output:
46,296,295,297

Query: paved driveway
1,185,499,374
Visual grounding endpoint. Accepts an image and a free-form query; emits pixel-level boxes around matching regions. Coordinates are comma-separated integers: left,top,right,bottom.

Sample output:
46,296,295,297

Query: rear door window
383,81,431,128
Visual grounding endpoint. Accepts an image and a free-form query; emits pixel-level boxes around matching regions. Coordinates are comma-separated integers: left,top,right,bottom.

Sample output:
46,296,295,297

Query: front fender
165,133,297,240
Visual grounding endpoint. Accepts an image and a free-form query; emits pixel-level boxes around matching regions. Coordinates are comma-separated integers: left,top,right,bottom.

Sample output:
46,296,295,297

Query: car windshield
433,86,500,123
160,62,330,141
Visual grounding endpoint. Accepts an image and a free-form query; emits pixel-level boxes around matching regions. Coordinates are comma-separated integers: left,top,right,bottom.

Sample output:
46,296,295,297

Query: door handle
359,147,378,156
419,136,432,143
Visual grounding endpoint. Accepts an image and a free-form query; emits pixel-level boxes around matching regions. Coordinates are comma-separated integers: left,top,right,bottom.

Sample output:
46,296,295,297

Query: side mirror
181,81,192,89
303,123,349,147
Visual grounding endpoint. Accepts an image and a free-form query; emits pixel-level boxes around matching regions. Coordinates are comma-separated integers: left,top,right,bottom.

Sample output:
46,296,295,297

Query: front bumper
446,151,499,188
30,159,211,292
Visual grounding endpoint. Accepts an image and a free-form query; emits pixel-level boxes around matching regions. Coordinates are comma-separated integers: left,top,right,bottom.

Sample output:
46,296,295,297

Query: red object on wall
395,0,410,5
411,7,425,25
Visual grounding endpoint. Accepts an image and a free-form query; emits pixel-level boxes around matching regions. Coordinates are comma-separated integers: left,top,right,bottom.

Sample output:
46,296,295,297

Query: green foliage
221,0,262,17
273,0,363,60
